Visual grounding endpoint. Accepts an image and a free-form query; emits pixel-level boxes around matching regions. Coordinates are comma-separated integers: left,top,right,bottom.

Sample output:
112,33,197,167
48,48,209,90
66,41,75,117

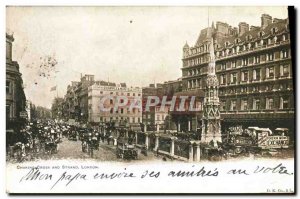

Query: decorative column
178,123,181,132
135,132,138,144
201,37,222,144
156,124,160,132
194,142,201,162
154,135,159,151
145,133,149,149
144,124,147,132
188,120,191,131
170,137,175,156
189,141,194,162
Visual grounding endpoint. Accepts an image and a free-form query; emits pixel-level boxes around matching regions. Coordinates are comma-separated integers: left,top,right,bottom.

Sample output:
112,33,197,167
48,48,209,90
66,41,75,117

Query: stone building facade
181,14,294,134
88,82,142,124
6,33,26,129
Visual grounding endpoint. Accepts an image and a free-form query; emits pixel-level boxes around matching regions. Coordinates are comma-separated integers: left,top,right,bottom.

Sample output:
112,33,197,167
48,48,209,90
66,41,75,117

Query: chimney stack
250,25,260,31
232,27,238,36
273,18,282,23
238,22,249,36
261,14,272,29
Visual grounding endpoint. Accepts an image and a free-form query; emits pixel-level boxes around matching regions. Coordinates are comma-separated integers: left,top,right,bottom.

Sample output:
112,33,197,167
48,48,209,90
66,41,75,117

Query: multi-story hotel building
88,82,142,124
181,14,294,134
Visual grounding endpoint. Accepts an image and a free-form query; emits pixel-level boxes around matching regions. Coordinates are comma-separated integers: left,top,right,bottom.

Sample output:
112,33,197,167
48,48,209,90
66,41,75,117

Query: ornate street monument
201,37,222,144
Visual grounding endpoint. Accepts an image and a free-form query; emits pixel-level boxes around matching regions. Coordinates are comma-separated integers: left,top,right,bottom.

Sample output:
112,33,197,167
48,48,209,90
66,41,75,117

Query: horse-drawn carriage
81,131,100,157
44,138,58,154
68,130,78,141
116,138,138,160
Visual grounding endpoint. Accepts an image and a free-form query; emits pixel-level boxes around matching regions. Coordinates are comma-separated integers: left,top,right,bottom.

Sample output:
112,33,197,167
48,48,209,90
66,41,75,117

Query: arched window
271,27,277,34
282,34,286,41
258,31,264,37
268,38,272,45
246,35,252,41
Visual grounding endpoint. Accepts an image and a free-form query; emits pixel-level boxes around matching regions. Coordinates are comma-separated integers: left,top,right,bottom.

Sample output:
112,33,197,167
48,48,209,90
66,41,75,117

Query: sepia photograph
5,6,295,194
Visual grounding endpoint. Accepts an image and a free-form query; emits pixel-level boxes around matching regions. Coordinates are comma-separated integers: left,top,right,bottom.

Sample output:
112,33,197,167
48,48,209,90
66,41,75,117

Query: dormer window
271,27,278,34
226,49,229,55
248,43,252,49
246,35,252,41
282,34,286,41
235,38,240,44
258,31,265,37
225,41,230,47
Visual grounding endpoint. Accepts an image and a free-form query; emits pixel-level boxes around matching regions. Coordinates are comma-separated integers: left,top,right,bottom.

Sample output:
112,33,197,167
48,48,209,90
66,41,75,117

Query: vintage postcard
6,6,295,194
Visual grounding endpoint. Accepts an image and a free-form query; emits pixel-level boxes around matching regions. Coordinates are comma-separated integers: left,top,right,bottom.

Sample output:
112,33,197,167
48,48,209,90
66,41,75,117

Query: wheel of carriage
54,147,58,154
234,147,243,154
134,152,138,160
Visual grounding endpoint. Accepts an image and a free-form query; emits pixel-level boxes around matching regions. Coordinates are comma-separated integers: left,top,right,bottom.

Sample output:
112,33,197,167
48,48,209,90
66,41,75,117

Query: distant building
142,84,163,131
141,81,202,132
74,75,95,122
51,97,64,120
88,82,142,125
25,100,32,122
6,33,26,129
63,81,80,120
181,14,294,133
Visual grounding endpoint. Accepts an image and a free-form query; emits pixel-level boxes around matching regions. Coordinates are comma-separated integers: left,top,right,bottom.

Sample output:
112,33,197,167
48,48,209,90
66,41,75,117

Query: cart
116,138,138,160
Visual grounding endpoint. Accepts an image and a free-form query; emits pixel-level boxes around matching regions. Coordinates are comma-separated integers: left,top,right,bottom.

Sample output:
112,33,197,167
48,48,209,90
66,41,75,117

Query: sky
6,6,288,108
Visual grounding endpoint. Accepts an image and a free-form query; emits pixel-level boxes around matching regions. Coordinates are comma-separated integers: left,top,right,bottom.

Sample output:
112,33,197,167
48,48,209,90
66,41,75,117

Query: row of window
99,91,141,96
223,65,289,84
183,55,210,67
216,34,288,58
98,116,141,123
184,48,289,69
219,83,292,95
6,81,12,94
109,107,141,114
187,65,290,89
222,97,290,111
184,32,288,58
218,50,289,71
